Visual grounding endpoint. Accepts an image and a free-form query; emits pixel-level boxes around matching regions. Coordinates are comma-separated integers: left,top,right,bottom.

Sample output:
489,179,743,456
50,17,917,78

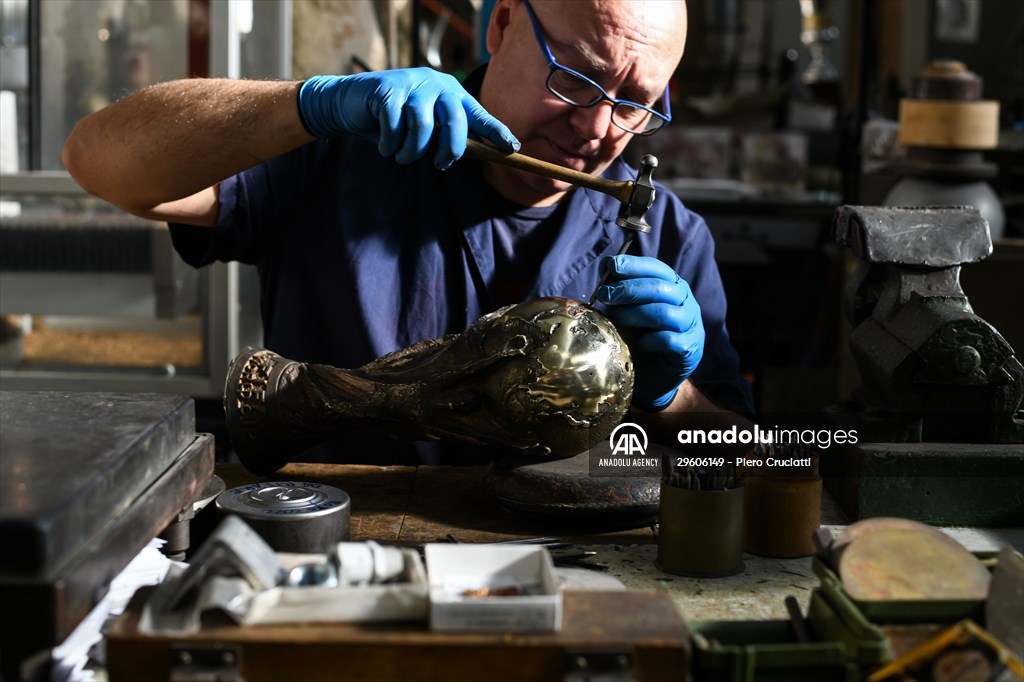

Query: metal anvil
835,205,1023,442
224,297,634,474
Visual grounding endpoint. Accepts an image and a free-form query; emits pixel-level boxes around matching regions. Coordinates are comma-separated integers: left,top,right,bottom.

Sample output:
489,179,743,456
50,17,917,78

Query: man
63,0,752,464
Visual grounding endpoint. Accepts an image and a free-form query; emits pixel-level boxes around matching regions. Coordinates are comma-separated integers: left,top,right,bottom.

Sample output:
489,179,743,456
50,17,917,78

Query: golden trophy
225,297,634,475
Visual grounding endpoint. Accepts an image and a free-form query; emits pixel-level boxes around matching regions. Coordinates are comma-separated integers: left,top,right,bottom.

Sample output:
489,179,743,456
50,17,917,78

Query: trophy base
484,444,668,530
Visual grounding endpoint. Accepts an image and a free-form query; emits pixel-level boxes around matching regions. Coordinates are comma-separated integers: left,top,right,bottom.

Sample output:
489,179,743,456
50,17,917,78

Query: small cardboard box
242,548,428,625
425,544,562,632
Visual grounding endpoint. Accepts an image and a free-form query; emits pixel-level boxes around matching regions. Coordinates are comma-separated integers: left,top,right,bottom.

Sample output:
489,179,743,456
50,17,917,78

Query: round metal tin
216,481,351,553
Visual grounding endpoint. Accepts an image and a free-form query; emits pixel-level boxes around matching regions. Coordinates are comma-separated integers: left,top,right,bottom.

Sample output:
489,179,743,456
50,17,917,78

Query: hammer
466,139,658,304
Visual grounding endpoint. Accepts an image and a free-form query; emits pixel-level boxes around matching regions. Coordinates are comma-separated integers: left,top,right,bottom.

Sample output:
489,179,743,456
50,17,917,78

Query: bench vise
835,205,1023,443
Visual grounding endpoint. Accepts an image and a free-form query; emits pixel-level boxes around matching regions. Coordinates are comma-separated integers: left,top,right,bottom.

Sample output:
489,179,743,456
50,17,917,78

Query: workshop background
1,0,1022,450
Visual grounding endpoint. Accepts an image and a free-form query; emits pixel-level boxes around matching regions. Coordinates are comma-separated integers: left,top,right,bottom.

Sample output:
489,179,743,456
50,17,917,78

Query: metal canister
656,484,745,578
215,481,351,553
742,475,822,558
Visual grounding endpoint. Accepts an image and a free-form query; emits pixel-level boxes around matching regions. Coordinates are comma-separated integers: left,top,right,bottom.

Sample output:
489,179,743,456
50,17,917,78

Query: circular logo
608,422,648,456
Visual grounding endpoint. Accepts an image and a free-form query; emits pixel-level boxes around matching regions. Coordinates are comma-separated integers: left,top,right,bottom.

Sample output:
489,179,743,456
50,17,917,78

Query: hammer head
616,154,658,234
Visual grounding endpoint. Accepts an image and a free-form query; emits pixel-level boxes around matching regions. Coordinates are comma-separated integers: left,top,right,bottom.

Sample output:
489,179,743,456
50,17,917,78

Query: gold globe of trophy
224,297,661,527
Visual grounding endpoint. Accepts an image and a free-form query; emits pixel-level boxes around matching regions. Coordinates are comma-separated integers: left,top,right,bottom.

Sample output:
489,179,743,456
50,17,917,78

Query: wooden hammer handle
466,139,633,204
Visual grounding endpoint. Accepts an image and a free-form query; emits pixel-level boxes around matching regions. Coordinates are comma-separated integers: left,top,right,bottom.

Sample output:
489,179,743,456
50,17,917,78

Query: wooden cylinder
898,99,1000,149
742,476,822,558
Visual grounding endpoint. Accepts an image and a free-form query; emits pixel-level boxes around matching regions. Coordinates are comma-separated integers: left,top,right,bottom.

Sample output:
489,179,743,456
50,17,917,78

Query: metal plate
838,523,990,602
0,433,214,645
0,391,196,577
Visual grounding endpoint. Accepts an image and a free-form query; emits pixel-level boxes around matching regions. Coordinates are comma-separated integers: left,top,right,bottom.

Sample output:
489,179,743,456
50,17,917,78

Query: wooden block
898,99,999,149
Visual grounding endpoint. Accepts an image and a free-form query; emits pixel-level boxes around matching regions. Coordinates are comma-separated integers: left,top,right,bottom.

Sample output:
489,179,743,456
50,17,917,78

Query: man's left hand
596,255,704,411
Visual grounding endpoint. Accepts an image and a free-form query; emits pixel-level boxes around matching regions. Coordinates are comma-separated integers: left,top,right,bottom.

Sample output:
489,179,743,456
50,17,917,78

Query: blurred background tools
882,60,1005,238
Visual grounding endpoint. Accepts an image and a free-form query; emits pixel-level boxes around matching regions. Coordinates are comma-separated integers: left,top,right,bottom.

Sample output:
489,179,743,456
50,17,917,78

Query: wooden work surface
217,463,656,546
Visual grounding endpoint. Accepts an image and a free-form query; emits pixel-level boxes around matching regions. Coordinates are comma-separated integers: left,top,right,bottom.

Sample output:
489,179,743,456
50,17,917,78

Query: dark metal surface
225,297,634,475
820,441,1024,526
0,391,196,576
834,205,991,268
0,211,161,273
742,475,822,558
892,148,997,181
656,484,745,578
986,547,1024,660
0,433,214,646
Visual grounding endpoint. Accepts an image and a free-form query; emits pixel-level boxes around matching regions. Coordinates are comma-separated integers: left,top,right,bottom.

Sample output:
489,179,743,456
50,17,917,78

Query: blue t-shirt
170,137,752,466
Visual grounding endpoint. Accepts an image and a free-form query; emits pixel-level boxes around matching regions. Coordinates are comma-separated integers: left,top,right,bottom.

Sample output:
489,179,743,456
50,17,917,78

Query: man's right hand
298,68,520,170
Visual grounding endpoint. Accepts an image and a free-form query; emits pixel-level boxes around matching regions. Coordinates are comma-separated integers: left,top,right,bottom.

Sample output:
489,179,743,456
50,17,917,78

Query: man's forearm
63,79,314,216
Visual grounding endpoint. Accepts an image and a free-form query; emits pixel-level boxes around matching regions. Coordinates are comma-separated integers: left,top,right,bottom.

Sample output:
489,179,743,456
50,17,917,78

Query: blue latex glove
596,255,705,410
298,69,520,170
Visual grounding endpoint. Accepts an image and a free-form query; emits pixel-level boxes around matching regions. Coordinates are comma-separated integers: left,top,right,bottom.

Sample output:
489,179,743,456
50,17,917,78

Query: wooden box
108,589,689,681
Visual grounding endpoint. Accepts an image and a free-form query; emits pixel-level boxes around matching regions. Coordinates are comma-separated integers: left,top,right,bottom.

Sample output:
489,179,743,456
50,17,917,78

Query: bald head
535,0,688,86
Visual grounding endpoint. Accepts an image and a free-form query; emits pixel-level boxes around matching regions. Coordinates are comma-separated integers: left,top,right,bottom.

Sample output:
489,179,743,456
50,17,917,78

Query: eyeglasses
521,0,671,136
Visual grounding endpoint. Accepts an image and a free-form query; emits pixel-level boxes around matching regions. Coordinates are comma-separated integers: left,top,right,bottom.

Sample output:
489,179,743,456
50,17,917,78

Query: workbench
214,462,1024,624
101,462,1024,682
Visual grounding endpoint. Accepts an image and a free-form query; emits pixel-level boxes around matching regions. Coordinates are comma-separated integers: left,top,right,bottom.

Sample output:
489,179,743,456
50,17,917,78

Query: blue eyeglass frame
520,0,672,135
